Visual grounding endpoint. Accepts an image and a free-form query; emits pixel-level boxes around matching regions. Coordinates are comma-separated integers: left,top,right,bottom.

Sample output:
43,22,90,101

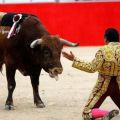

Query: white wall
32,0,55,2
0,0,30,3
0,0,55,3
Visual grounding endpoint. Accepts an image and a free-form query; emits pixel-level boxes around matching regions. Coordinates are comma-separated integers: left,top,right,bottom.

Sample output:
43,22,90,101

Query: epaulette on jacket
101,45,115,62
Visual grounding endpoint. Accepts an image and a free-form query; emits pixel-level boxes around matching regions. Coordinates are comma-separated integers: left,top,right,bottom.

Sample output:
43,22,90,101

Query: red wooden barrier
1,2,120,46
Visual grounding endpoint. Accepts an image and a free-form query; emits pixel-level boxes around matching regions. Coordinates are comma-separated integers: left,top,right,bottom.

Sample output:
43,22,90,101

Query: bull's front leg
5,65,16,110
30,70,45,108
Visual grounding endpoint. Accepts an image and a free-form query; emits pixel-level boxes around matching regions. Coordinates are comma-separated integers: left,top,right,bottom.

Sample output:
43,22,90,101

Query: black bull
0,14,78,110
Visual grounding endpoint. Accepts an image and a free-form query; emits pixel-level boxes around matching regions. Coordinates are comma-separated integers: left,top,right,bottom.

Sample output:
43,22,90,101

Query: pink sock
91,108,109,118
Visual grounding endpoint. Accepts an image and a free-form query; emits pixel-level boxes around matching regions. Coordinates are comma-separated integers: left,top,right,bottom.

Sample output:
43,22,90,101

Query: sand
0,47,119,120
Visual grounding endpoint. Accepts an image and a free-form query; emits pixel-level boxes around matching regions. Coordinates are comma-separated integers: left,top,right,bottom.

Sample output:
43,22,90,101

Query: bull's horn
60,38,79,47
30,39,42,48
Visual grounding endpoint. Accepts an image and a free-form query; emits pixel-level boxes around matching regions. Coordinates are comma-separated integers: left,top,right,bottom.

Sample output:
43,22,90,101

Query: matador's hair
104,28,119,42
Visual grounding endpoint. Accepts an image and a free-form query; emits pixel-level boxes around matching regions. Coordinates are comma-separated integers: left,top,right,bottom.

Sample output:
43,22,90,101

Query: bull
0,12,78,110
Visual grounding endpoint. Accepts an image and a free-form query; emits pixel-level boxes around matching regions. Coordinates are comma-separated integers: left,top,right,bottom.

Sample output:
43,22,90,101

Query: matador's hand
62,51,75,61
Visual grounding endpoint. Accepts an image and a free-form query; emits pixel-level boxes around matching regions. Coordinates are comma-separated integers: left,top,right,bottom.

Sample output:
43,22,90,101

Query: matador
62,28,120,120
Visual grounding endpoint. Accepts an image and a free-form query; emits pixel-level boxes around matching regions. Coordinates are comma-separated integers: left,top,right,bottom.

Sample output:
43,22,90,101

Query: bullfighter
62,28,120,120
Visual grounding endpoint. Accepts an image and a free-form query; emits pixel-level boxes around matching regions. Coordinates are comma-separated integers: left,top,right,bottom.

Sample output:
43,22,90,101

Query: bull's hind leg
5,65,16,110
30,69,45,108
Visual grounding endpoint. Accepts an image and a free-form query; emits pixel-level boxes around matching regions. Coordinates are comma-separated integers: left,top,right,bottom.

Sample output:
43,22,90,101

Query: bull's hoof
36,103,45,108
5,104,14,110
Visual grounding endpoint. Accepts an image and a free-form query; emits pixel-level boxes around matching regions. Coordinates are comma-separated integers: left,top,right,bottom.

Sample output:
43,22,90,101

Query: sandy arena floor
0,47,119,120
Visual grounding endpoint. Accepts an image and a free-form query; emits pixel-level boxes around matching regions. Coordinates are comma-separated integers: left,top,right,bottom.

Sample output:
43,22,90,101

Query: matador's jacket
72,42,120,120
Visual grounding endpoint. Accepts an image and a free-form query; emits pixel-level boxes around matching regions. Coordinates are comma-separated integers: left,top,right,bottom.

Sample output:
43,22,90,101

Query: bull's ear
30,39,42,48
60,38,79,47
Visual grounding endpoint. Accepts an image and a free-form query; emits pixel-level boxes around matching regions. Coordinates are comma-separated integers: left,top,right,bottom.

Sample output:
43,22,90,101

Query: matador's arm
72,50,104,73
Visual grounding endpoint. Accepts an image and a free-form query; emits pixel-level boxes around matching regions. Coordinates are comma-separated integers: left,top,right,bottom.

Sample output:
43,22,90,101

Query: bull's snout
52,67,63,75
49,67,63,78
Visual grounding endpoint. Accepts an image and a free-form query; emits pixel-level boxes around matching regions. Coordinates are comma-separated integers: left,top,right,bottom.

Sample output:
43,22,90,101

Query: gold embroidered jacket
72,42,120,92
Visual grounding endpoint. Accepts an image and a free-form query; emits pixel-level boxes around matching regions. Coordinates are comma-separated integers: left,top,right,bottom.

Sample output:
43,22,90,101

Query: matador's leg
83,91,108,120
82,75,111,120
110,77,120,109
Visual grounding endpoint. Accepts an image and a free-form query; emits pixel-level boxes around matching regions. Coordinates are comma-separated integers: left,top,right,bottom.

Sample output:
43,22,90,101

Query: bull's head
30,35,79,80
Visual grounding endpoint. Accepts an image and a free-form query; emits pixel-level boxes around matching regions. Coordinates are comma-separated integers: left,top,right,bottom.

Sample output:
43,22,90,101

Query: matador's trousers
82,76,120,120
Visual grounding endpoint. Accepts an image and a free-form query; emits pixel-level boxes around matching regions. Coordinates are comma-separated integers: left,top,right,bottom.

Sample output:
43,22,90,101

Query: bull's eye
43,49,51,57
